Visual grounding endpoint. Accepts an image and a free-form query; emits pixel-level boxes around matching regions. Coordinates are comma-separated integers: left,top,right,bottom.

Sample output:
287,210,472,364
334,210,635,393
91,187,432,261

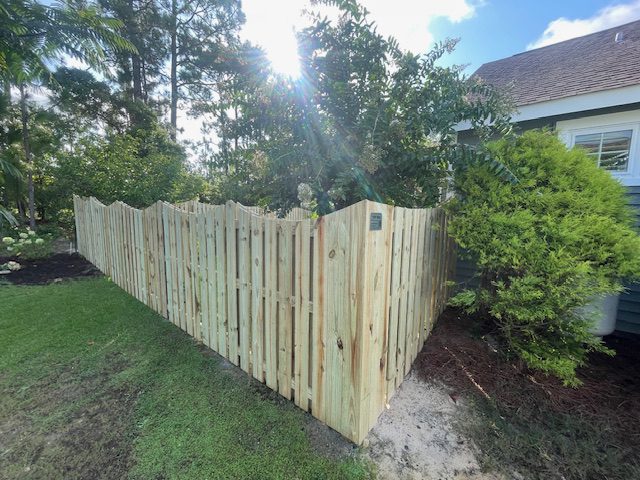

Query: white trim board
456,84,640,131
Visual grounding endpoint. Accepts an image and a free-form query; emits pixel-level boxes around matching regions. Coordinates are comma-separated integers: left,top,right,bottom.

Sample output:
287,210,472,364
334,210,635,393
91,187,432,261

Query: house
456,19,640,334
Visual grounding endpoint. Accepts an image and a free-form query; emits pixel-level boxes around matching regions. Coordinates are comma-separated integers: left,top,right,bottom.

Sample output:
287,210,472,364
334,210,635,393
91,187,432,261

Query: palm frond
0,0,136,84
0,205,17,227
0,157,23,182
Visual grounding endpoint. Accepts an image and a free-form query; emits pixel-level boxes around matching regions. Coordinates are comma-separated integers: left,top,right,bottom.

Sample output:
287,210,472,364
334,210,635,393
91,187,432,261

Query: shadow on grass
0,278,371,480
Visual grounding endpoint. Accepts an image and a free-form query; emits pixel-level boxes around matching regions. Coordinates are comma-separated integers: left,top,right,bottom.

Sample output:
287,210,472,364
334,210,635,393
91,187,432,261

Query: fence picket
277,223,293,399
250,214,264,382
214,207,227,356
294,219,311,410
73,196,455,445
264,218,278,391
204,208,218,348
238,207,252,373
225,202,239,365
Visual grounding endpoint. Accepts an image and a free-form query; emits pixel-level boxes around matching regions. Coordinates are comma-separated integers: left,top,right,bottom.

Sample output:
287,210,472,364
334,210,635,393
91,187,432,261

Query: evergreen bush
447,131,640,385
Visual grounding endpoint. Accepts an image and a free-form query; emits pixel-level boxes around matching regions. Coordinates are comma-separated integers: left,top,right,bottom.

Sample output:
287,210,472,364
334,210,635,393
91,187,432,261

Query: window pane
574,133,601,153
574,129,633,172
601,130,632,153
599,151,629,171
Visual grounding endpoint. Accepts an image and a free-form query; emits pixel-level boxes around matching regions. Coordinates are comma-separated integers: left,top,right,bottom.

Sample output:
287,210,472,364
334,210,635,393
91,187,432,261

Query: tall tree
0,0,134,227
98,0,166,128
17,84,35,228
162,0,244,140
200,0,513,213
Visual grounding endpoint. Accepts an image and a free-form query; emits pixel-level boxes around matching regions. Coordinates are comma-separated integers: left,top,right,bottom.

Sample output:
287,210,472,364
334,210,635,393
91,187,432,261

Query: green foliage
0,278,371,479
200,1,513,213
1,0,513,227
50,127,204,210
0,0,134,84
447,131,640,385
1,226,52,259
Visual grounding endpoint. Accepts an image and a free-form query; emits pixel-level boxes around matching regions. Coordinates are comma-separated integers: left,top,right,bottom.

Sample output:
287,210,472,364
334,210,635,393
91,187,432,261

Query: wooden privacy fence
73,196,456,444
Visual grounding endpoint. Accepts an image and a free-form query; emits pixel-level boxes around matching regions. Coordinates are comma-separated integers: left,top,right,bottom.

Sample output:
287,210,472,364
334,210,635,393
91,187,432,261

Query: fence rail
73,196,455,443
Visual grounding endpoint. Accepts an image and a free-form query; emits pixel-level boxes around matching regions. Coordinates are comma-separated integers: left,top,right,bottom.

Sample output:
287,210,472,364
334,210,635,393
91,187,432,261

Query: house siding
617,186,640,334
454,255,479,291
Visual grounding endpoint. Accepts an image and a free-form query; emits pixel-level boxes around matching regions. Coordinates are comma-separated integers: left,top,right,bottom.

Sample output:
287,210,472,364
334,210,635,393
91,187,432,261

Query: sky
240,0,640,76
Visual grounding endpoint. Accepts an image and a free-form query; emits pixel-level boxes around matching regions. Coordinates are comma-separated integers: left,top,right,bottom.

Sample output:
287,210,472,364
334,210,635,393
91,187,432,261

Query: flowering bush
1,227,52,259
0,260,21,274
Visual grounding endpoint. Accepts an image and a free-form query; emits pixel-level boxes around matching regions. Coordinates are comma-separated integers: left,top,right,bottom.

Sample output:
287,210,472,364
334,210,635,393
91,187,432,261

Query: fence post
354,200,394,443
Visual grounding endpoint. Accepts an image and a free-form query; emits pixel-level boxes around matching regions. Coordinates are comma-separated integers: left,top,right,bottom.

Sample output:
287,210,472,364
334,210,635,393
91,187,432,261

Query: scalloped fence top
73,196,456,444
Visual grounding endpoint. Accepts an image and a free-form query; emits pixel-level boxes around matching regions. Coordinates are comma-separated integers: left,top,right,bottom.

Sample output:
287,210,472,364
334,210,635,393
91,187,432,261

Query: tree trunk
19,84,36,229
1,80,11,214
17,200,25,224
169,0,178,141
2,79,9,106
128,0,143,102
131,54,143,101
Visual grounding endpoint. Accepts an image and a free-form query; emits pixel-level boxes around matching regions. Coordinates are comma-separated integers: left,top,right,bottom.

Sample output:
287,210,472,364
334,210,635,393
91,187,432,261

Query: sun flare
265,29,301,78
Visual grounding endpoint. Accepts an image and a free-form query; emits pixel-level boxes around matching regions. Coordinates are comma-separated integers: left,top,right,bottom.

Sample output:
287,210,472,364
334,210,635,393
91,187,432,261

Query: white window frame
570,123,638,172
557,111,640,186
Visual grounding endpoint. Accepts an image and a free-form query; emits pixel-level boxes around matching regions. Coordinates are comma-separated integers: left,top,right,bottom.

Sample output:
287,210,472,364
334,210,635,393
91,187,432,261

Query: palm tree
0,0,134,228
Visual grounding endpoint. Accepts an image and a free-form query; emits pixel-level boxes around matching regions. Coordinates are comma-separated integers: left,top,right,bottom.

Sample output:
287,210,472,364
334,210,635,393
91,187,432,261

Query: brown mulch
415,308,640,445
0,253,101,285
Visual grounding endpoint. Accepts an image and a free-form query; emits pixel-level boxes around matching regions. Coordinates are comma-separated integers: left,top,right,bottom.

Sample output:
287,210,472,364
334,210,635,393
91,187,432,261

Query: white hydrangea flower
7,261,21,271
23,239,32,245
35,238,45,245
19,232,28,239
6,246,13,252
28,230,36,236
2,237,14,245
297,183,315,211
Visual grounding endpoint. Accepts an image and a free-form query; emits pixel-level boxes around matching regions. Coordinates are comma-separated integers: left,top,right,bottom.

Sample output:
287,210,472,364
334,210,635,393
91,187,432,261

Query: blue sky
430,0,640,72
241,0,640,76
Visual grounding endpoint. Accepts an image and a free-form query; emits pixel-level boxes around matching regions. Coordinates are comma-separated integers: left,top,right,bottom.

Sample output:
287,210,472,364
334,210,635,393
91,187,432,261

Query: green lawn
0,278,370,480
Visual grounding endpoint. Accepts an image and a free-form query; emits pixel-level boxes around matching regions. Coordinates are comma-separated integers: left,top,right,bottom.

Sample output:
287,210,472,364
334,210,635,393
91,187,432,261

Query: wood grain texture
73,196,456,445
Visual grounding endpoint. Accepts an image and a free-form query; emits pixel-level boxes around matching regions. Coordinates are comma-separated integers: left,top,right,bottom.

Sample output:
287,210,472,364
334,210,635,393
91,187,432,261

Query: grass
0,278,371,479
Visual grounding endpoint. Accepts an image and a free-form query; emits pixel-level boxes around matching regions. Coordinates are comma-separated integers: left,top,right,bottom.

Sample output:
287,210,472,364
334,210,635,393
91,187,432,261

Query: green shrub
447,130,640,385
1,227,53,259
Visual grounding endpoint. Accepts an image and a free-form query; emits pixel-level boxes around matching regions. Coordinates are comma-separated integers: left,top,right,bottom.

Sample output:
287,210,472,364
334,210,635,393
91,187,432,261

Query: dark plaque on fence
370,212,382,231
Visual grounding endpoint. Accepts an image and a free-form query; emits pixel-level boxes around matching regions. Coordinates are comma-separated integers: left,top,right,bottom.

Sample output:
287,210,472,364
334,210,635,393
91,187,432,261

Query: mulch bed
415,308,640,449
0,253,101,285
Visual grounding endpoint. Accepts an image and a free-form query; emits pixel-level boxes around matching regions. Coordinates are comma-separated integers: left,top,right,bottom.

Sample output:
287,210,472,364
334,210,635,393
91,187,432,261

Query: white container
580,294,620,336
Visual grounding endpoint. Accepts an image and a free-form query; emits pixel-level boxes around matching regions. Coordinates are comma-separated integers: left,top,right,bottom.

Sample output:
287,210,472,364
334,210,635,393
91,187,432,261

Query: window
574,129,632,171
557,112,640,186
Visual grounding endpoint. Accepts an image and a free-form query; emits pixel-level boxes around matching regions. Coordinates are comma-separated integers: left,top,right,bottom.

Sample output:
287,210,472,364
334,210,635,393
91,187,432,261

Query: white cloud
241,0,480,76
527,0,640,50
359,0,478,53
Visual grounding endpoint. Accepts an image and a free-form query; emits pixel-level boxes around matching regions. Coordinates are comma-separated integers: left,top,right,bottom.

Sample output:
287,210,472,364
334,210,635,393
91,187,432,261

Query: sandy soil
363,373,505,480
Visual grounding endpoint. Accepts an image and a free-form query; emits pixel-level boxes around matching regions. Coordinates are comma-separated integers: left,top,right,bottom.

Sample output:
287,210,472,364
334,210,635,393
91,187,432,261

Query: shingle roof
473,20,640,107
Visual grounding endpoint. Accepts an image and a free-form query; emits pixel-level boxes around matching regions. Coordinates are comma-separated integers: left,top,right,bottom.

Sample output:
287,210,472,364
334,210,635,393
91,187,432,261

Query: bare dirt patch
414,309,640,447
364,374,506,480
0,253,100,285
0,354,139,480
